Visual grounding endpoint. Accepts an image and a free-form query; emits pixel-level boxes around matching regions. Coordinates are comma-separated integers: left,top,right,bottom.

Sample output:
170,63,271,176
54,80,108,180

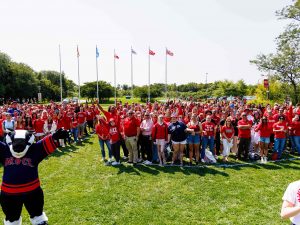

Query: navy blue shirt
168,121,187,142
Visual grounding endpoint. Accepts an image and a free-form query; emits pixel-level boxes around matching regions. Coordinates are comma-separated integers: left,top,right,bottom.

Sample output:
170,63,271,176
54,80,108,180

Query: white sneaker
111,161,120,166
201,159,205,163
143,160,152,165
264,157,268,163
261,157,264,163
123,156,128,160
108,158,112,163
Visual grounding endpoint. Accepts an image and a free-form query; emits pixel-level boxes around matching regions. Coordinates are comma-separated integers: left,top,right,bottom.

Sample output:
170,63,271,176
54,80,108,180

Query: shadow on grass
115,164,229,177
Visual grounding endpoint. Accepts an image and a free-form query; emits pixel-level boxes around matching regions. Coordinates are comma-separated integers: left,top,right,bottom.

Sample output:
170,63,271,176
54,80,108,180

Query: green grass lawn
1,135,299,225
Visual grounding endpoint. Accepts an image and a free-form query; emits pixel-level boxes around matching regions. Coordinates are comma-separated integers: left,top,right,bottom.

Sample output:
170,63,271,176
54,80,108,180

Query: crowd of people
0,98,300,167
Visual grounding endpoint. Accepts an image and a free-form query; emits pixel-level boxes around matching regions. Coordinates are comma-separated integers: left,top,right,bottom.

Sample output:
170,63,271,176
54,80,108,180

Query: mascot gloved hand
0,130,64,225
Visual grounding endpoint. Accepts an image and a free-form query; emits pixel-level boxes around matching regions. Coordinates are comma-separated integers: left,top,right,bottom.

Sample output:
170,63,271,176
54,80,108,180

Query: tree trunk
291,81,298,103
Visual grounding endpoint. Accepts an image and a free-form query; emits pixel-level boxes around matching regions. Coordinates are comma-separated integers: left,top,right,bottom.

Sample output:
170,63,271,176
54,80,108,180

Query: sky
0,0,291,87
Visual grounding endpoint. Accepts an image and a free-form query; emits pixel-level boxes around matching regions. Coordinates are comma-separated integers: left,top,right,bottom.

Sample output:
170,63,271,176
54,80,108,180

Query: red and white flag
114,54,119,59
166,49,174,56
149,49,155,56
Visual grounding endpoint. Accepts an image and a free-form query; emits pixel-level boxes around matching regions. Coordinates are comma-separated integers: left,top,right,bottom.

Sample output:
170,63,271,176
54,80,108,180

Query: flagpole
77,45,80,102
114,49,117,106
96,45,99,99
59,44,62,102
131,46,134,98
148,46,151,102
165,48,168,100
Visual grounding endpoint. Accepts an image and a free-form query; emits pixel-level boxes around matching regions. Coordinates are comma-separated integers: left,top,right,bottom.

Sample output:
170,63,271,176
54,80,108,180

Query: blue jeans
274,138,286,158
99,139,112,159
292,136,300,154
152,143,159,162
71,127,78,142
201,136,215,159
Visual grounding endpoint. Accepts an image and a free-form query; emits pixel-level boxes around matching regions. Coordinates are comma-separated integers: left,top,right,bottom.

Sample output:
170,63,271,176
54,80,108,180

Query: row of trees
0,48,294,103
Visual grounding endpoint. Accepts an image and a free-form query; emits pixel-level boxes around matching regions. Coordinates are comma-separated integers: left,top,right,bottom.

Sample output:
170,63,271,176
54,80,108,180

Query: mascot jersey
0,135,57,195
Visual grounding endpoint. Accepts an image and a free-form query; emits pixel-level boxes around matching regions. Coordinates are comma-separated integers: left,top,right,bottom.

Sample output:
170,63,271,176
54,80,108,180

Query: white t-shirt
282,180,300,224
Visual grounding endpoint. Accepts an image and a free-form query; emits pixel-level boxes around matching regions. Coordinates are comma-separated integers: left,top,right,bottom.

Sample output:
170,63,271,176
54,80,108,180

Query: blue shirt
168,121,187,142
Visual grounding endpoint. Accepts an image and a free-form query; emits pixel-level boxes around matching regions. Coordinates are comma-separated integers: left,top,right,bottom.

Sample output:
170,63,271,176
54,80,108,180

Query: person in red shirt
123,110,140,164
201,115,216,162
290,115,300,155
273,116,288,159
237,112,252,160
77,107,86,141
108,118,121,165
95,116,113,162
86,107,95,134
0,113,5,142
33,114,45,141
186,114,202,165
152,115,168,166
255,116,273,163
221,117,234,162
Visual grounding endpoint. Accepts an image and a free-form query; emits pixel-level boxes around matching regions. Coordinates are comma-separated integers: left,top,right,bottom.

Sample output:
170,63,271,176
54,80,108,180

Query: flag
149,49,155,55
77,45,80,57
131,48,137,55
166,49,174,56
114,54,119,59
96,46,99,58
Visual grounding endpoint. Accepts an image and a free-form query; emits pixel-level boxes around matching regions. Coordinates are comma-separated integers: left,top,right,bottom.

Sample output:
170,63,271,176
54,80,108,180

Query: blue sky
0,0,290,86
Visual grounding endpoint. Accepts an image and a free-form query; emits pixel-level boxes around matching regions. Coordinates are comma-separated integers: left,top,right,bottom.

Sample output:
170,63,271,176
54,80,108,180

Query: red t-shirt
109,125,120,144
255,123,272,138
77,112,86,124
0,118,4,136
86,110,94,121
273,122,287,138
152,122,168,141
123,117,140,137
238,119,252,138
33,119,44,133
63,116,72,130
221,125,234,139
292,121,300,136
95,122,110,140
202,122,215,137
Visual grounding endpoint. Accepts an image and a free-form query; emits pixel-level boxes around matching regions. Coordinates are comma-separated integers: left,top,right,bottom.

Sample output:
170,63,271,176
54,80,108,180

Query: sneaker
143,160,152,165
264,157,268,163
214,155,218,160
123,156,128,160
261,157,264,163
108,158,113,163
111,161,120,166
201,159,205,163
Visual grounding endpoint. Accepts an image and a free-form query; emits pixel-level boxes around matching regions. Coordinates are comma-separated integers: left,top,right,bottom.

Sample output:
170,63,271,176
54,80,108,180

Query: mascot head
5,130,35,158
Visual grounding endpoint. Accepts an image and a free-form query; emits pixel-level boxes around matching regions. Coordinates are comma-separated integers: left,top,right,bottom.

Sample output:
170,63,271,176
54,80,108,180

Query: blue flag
96,46,99,58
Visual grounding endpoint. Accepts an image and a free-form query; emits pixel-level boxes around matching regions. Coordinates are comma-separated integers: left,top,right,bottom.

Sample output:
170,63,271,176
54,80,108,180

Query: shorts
172,140,187,145
187,134,201,144
35,133,45,137
260,137,270,144
156,139,166,145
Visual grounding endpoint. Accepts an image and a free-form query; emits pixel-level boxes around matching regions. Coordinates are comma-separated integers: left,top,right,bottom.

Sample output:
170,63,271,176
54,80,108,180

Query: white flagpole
148,46,151,102
114,49,117,106
59,44,62,102
77,45,80,102
131,46,134,98
165,48,168,100
96,45,99,99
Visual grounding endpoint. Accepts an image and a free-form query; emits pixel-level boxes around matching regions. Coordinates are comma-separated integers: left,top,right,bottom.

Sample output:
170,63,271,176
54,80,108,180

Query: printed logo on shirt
297,189,300,202
5,157,34,167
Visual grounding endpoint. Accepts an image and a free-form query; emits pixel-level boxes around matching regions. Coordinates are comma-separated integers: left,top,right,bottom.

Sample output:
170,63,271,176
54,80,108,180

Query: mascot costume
0,129,67,225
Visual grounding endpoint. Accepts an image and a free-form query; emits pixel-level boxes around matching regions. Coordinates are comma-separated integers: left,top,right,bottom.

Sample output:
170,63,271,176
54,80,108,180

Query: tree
81,81,113,101
251,1,300,103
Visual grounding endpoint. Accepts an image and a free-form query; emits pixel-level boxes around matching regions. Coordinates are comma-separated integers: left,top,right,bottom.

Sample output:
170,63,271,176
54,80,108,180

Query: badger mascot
0,129,67,225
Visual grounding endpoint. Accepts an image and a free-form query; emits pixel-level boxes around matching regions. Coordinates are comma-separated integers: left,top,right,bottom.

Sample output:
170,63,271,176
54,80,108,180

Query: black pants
120,137,128,157
1,188,44,222
140,135,152,161
111,141,120,162
215,131,221,155
238,138,251,160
